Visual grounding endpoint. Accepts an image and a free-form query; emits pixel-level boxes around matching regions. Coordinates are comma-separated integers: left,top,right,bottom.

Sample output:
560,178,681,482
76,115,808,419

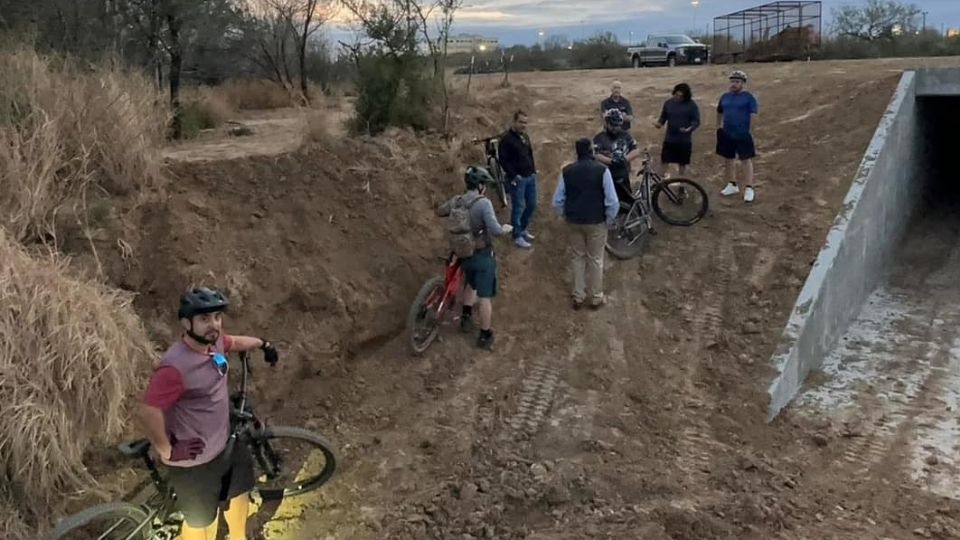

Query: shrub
0,228,154,531
350,54,437,135
217,79,297,110
0,47,168,242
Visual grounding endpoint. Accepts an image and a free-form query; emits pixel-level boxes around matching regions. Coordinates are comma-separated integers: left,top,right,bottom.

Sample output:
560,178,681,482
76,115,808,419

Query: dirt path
218,57,960,539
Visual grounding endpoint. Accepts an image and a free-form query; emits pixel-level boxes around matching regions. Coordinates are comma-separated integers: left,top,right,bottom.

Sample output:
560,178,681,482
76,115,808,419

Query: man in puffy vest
437,167,513,349
552,139,621,310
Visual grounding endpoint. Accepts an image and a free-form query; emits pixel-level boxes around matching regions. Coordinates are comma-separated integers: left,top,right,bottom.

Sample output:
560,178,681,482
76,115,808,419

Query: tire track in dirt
673,232,736,485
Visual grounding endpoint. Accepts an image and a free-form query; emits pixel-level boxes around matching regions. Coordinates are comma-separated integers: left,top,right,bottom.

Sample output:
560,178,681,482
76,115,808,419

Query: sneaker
477,331,495,350
522,230,536,242
460,315,474,333
572,298,584,311
514,237,533,249
589,295,607,310
720,182,740,196
744,186,756,203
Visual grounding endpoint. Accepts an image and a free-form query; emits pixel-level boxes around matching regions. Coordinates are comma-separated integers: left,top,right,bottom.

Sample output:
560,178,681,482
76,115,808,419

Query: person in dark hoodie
654,83,700,177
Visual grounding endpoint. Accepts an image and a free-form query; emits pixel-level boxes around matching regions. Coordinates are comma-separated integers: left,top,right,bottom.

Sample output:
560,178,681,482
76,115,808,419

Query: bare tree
832,0,921,41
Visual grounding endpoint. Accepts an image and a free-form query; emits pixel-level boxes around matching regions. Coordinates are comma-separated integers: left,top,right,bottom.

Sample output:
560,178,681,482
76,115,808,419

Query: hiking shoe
572,298,584,311
720,182,740,196
460,315,475,333
514,237,533,249
589,296,607,310
744,186,756,203
477,331,495,350
522,230,536,242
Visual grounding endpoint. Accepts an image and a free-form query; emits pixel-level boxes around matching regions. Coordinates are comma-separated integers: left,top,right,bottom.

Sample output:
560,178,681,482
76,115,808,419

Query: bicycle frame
429,256,465,321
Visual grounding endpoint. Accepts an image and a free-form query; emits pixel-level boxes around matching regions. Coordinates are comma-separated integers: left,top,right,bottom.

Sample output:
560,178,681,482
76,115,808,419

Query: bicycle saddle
117,438,151,459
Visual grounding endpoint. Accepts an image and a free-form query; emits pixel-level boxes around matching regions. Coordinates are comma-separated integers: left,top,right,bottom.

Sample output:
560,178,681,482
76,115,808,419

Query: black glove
169,437,205,462
261,340,279,366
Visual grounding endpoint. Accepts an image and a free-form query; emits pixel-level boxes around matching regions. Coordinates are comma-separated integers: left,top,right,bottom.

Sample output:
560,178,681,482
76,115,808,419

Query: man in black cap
552,138,621,310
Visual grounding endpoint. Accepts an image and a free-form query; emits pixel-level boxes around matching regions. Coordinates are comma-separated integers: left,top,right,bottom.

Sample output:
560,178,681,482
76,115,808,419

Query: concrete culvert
768,67,960,420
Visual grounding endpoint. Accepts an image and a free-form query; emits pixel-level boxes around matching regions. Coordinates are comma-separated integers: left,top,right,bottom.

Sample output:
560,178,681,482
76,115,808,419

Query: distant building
948,28,960,38
446,34,499,55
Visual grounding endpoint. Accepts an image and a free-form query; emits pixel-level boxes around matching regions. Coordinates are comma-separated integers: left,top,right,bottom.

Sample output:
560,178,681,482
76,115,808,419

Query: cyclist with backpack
139,287,279,540
437,166,514,349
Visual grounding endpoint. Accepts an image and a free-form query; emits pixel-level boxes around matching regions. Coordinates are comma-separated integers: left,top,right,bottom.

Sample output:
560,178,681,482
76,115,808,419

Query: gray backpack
447,195,484,258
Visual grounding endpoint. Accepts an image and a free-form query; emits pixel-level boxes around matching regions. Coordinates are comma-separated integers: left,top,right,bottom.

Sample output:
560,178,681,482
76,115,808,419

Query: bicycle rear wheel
487,157,509,209
252,425,338,501
652,178,709,226
605,202,651,260
407,275,445,355
45,502,151,540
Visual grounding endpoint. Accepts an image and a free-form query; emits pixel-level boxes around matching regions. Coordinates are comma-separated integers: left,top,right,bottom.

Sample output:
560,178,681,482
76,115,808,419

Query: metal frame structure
712,1,822,63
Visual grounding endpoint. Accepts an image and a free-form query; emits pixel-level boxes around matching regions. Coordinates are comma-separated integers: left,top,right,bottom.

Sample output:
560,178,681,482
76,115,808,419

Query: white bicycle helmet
729,70,748,82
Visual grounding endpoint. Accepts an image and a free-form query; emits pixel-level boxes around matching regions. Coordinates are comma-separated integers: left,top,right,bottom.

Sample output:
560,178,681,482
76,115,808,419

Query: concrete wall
767,71,925,420
916,68,960,97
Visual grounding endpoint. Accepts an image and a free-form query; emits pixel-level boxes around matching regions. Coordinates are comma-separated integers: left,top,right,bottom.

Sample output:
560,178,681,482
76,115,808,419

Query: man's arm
624,100,634,122
625,137,641,163
139,366,184,462
602,168,620,225
691,102,701,132
497,136,518,179
716,99,724,129
655,102,667,129
226,335,266,352
480,199,509,237
552,172,566,216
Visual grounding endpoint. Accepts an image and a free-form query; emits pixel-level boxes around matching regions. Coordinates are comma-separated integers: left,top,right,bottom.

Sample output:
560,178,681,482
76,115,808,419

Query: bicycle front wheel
45,502,151,540
605,202,650,260
252,425,338,501
408,275,446,355
652,178,709,226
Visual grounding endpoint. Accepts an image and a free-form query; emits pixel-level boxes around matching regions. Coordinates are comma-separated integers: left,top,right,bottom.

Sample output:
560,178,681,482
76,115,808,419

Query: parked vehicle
627,34,709,68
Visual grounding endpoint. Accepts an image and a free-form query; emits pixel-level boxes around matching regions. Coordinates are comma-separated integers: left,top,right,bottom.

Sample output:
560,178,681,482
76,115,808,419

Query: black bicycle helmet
178,287,229,319
604,108,625,128
464,166,496,190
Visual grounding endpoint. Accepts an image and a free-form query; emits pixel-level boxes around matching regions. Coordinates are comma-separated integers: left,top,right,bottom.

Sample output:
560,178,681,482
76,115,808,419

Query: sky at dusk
334,0,960,46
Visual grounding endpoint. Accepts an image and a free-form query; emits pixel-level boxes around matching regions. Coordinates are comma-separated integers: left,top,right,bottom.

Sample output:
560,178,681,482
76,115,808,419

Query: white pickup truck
626,34,709,68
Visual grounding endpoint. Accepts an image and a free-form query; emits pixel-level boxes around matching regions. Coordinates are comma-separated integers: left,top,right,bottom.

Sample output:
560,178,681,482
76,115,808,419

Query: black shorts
661,141,692,165
163,440,255,527
715,129,756,160
462,249,497,299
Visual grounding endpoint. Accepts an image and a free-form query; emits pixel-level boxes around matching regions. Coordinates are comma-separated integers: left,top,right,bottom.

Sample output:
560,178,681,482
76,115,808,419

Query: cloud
457,0,668,28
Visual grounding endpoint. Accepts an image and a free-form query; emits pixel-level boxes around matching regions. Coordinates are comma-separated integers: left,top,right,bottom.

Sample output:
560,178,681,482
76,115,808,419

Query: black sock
462,305,473,318
480,329,492,339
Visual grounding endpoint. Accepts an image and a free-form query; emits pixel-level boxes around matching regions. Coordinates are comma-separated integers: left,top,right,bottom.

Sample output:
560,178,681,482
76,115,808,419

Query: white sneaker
744,186,756,203
720,182,740,196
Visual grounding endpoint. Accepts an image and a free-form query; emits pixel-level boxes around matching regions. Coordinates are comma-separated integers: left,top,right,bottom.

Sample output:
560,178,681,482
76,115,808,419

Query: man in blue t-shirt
716,70,759,203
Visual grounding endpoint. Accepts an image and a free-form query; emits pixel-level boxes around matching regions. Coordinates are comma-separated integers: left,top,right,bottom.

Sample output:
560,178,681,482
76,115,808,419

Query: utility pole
922,11,927,33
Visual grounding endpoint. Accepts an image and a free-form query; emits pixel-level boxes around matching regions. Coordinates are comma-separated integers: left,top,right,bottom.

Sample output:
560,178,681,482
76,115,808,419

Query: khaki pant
568,222,607,304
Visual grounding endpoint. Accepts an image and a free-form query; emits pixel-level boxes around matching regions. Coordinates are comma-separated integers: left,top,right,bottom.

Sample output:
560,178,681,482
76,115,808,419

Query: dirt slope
64,56,960,539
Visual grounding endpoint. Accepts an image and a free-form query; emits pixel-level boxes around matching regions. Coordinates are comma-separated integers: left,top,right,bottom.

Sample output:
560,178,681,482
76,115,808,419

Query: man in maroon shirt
140,287,278,540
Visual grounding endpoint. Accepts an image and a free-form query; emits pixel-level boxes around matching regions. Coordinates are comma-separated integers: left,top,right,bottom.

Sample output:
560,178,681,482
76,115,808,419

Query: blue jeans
509,174,537,239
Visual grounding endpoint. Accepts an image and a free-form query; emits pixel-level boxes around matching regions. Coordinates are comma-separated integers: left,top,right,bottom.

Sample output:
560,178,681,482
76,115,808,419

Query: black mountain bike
606,149,709,260
45,351,337,540
472,135,510,208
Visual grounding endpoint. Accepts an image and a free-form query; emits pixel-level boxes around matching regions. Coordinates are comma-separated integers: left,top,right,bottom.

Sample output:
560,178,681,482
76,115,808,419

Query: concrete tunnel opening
917,95,960,213
768,68,960,420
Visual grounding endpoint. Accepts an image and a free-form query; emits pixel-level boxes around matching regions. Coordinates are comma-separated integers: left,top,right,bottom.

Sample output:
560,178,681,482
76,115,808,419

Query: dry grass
217,79,299,110
0,228,154,531
0,47,169,243
183,86,234,126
